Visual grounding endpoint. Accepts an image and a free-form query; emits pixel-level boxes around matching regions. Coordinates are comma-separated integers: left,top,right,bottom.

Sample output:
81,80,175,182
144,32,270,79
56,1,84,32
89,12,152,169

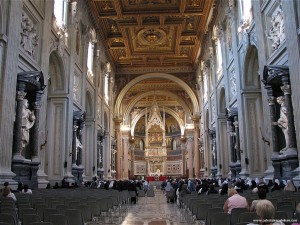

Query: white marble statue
21,99,35,149
276,96,289,150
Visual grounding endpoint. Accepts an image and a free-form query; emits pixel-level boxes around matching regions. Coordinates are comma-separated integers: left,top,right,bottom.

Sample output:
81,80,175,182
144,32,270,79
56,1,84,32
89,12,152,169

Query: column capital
16,91,27,100
267,96,276,105
281,84,291,95
113,116,123,124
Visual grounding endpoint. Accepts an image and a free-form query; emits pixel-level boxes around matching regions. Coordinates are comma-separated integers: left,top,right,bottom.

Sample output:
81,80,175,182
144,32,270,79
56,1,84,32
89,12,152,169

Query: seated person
250,188,267,212
223,188,249,214
2,186,17,201
22,184,32,194
254,200,285,225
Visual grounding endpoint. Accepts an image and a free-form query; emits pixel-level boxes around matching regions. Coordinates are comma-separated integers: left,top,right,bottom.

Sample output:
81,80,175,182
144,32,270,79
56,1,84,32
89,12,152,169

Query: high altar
144,99,167,176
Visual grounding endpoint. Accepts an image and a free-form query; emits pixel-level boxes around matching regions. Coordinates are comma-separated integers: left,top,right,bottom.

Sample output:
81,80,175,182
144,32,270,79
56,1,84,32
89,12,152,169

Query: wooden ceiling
88,0,215,74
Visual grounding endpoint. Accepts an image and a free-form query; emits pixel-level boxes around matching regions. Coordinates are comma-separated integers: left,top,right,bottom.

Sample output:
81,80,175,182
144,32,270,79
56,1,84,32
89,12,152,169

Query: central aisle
121,189,188,225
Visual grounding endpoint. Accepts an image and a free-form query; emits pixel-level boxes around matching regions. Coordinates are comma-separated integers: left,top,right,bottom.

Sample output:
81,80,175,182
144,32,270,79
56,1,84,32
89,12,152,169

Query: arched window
54,0,68,28
104,63,111,104
238,0,252,27
104,73,109,103
216,39,223,75
87,41,94,77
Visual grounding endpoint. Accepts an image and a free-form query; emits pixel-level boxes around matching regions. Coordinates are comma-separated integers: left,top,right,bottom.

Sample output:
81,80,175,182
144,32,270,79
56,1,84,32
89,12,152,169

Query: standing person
165,181,174,203
179,183,191,208
143,180,149,193
223,188,249,214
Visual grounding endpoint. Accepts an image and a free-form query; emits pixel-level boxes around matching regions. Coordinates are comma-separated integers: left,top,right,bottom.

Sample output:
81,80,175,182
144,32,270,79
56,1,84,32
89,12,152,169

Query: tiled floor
120,189,189,225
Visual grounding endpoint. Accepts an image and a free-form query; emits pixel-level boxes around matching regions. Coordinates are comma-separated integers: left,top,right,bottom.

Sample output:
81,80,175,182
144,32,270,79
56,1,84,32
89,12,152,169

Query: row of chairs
0,188,132,225
180,190,299,225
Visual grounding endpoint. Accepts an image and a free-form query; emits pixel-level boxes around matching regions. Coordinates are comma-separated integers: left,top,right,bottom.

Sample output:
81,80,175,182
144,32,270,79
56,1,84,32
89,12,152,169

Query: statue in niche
170,124,175,133
21,99,36,151
76,135,83,159
275,96,289,151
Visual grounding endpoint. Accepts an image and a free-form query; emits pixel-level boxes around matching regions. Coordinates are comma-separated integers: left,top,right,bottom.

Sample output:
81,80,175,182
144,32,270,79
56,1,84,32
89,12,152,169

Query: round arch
218,87,226,115
85,91,93,118
243,46,260,89
48,51,66,94
114,73,200,117
123,90,191,125
130,107,185,137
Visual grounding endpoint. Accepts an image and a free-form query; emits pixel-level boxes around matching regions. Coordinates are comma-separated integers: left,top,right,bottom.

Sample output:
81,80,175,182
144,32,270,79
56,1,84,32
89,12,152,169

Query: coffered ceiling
88,0,215,74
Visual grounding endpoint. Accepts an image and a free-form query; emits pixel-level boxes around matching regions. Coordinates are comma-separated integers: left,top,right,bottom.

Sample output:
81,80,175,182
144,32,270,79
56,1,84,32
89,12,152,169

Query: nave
121,189,186,225
0,187,188,225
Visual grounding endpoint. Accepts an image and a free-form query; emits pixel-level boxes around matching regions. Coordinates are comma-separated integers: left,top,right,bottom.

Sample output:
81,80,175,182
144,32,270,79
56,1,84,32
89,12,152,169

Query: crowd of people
1,176,299,224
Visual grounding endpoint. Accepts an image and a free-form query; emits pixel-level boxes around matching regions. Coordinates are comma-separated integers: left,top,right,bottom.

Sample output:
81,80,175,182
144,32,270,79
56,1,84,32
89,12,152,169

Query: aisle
121,189,189,225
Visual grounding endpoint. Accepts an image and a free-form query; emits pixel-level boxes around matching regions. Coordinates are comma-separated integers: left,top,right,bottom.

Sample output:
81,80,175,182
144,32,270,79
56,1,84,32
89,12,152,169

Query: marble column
186,136,193,178
123,136,129,179
233,117,241,162
281,77,297,151
32,91,43,161
13,82,27,160
227,118,235,163
181,137,187,177
114,117,123,180
265,86,280,153
194,127,201,178
72,122,78,166
129,138,135,178
78,122,84,166
192,116,200,178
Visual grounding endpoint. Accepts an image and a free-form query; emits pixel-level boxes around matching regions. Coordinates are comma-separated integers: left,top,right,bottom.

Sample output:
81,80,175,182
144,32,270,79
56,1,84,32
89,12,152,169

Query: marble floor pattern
118,189,190,225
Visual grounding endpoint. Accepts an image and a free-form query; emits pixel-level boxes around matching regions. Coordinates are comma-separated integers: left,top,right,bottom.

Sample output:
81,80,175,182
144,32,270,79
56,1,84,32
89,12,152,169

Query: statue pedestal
200,169,205,178
72,165,84,184
264,165,275,181
0,171,18,189
37,169,49,189
235,161,241,178
272,148,298,179
12,158,39,188
211,166,217,178
229,163,237,178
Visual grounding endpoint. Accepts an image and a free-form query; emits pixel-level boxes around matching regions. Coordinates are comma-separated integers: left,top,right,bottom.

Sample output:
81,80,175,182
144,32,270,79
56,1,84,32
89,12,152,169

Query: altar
146,175,168,182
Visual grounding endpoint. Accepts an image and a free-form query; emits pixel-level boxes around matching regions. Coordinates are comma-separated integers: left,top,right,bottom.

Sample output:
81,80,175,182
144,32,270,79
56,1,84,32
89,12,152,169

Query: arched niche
104,111,108,131
242,45,265,177
48,51,66,94
219,87,226,115
243,46,260,89
114,73,200,117
85,91,93,118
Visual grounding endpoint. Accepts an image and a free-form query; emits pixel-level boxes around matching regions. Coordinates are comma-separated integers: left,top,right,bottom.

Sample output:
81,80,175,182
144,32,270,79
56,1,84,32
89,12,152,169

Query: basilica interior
0,0,300,188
